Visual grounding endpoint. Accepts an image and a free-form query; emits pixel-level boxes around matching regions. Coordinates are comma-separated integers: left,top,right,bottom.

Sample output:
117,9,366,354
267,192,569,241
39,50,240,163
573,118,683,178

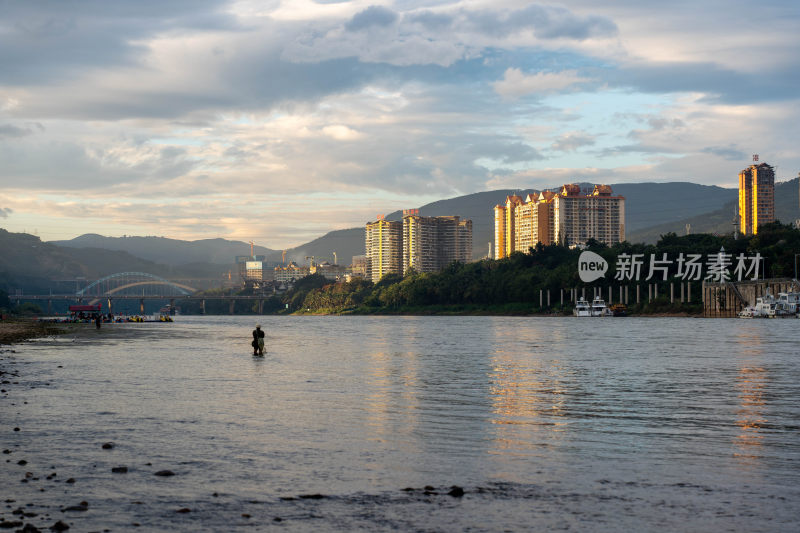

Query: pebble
17,460,27,466
447,486,465,497
175,508,191,514
101,443,114,450
154,470,175,477
62,502,88,512
111,466,128,474
50,520,70,531
65,478,75,484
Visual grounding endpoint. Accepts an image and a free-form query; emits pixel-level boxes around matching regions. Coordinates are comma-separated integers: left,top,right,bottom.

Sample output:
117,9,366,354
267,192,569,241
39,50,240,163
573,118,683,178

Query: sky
1,0,798,249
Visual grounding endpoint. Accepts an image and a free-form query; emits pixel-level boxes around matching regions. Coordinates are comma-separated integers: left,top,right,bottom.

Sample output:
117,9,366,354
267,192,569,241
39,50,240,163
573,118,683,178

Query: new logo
578,251,608,283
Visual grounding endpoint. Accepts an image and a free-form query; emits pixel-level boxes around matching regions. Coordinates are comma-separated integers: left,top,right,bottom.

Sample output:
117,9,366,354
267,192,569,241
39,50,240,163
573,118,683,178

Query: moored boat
573,297,591,317
591,296,608,317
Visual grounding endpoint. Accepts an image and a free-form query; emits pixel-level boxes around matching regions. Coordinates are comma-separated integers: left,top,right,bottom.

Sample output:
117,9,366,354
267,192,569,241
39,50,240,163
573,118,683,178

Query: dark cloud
702,145,746,161
0,207,12,218
0,0,240,85
345,6,398,32
466,5,617,40
0,123,41,138
403,11,453,30
609,60,800,104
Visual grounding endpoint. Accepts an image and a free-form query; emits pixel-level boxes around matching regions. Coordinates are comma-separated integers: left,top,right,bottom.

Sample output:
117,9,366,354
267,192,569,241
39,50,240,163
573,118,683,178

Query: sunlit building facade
738,162,775,236
494,184,624,255
553,184,625,246
402,210,472,275
365,218,403,282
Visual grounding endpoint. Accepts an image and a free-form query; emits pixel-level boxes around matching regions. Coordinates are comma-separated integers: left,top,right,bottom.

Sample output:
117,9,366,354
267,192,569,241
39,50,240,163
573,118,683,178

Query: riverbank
0,319,64,345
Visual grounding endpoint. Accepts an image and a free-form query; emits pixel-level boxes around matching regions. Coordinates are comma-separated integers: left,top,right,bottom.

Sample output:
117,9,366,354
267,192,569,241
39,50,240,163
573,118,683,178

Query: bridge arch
77,272,197,297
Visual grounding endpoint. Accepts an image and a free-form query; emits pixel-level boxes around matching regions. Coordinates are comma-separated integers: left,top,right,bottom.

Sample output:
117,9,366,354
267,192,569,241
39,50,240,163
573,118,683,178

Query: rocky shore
0,320,62,345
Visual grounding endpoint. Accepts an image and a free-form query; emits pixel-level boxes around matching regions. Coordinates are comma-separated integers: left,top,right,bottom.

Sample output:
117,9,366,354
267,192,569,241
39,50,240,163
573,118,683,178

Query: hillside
627,178,800,243
53,234,281,265
0,228,174,293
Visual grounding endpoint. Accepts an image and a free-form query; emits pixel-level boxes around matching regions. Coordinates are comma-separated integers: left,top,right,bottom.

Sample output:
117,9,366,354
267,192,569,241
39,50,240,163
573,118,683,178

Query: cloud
345,6,398,32
0,123,41,138
702,145,746,161
551,132,596,152
465,4,617,40
0,207,12,218
494,69,591,98
322,125,363,141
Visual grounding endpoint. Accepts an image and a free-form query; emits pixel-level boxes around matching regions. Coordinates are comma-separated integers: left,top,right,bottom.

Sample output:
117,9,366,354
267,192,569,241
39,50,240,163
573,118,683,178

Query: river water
2,316,799,531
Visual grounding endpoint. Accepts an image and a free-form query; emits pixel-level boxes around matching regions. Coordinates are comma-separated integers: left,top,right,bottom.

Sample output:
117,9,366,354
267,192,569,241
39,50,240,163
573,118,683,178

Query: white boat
738,306,756,318
591,296,608,317
573,297,591,317
775,292,800,317
753,293,777,318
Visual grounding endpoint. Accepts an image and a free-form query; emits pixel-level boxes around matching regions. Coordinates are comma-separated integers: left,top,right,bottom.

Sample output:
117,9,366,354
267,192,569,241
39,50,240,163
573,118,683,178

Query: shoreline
0,319,64,345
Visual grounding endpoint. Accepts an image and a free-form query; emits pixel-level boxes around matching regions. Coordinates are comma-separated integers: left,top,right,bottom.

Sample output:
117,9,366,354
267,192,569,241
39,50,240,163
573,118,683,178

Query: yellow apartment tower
738,162,775,235
365,217,403,282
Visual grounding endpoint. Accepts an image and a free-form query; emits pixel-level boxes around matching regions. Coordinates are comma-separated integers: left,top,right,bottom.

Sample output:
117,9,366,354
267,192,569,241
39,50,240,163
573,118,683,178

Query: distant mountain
0,228,174,292
52,234,281,265
627,178,800,243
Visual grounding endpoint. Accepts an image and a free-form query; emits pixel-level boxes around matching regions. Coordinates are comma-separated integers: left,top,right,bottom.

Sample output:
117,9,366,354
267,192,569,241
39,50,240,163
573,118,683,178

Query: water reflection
488,324,569,464
732,327,767,465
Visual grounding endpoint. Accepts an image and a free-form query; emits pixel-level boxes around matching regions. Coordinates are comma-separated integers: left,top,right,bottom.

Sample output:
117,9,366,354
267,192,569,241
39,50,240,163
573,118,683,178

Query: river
2,316,799,531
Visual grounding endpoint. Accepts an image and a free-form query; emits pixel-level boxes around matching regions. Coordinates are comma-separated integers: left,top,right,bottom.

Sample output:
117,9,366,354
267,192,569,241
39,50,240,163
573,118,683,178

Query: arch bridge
77,272,198,298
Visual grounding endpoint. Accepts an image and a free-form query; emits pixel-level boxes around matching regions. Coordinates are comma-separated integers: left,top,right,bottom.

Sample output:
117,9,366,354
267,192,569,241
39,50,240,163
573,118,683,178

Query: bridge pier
47,299,52,315
201,300,206,314
258,300,264,314
107,298,113,315
229,299,235,314
140,299,145,315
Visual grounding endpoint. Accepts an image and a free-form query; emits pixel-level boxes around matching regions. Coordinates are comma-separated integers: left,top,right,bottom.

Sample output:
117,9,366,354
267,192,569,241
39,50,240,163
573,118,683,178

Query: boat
753,292,777,318
609,303,627,317
737,306,756,318
775,292,800,317
591,296,608,317
573,297,591,317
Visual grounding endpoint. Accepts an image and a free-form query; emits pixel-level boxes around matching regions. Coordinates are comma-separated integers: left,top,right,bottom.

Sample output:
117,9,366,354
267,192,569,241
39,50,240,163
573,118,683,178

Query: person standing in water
252,324,265,356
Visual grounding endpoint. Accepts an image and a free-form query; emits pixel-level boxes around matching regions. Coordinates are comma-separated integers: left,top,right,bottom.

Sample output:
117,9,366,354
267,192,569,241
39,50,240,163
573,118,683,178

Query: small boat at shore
574,298,591,317
591,296,608,317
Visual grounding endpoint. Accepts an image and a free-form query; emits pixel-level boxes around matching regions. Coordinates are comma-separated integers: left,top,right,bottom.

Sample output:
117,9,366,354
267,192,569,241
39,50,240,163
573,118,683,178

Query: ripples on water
2,316,799,531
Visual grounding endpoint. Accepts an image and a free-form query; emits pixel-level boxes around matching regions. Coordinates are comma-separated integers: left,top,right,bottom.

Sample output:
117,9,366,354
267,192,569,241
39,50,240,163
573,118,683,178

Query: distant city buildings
365,211,473,282
273,262,310,284
738,162,775,236
494,184,625,258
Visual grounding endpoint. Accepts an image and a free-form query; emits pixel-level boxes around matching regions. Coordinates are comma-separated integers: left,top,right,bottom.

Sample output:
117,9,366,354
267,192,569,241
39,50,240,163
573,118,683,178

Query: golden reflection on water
732,328,768,465
488,339,569,460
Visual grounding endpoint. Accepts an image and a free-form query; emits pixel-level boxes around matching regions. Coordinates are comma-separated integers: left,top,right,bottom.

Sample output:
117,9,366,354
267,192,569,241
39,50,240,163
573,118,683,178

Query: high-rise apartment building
553,184,625,246
402,210,472,274
494,184,624,256
738,162,775,235
365,217,403,282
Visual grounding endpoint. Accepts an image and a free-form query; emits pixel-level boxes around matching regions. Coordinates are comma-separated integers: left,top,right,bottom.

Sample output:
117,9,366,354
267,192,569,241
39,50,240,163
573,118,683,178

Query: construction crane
282,250,287,265
248,240,255,258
